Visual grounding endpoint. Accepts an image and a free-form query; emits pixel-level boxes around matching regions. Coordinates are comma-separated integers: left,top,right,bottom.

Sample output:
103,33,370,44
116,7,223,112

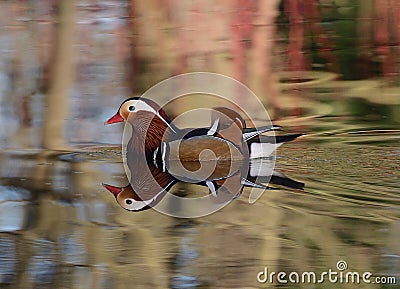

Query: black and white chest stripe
152,141,168,172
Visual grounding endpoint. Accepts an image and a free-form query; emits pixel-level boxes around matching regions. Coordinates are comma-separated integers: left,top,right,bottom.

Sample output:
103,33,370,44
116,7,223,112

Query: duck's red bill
102,183,122,196
105,113,124,125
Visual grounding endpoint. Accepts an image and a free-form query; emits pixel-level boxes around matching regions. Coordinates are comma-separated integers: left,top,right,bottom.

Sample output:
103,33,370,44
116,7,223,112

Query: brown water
0,98,399,289
1,1,400,288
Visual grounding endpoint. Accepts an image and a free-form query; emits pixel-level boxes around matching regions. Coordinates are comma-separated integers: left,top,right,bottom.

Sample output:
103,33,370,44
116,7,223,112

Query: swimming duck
105,97,302,160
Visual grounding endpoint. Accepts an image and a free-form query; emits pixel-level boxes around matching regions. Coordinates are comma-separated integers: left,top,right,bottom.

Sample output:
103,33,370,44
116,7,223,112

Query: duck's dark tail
245,159,305,190
244,171,304,191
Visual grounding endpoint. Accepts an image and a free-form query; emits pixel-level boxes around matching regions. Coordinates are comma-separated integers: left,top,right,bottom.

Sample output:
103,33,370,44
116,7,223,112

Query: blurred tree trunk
42,0,76,149
127,0,139,94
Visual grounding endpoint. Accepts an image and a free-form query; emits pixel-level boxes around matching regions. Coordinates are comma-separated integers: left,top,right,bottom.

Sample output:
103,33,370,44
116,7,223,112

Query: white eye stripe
121,181,175,211
126,100,157,114
125,100,177,133
123,200,148,210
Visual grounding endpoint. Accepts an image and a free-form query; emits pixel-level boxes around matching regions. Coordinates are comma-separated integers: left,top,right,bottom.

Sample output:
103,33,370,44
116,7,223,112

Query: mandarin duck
106,97,303,193
105,97,302,159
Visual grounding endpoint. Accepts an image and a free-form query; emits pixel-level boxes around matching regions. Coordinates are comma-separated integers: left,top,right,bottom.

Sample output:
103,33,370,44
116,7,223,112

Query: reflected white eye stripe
124,200,147,211
124,180,175,211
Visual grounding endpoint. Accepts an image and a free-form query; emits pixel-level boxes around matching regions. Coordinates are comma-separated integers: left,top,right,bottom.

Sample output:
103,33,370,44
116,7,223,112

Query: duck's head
102,183,157,212
105,97,172,129
105,97,176,152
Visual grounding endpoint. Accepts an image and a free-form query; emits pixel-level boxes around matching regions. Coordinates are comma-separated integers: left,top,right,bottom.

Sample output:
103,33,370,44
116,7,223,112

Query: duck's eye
125,199,133,205
128,105,136,112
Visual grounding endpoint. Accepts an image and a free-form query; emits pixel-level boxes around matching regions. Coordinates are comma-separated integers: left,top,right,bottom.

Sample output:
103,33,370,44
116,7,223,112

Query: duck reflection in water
103,158,304,212
104,98,304,212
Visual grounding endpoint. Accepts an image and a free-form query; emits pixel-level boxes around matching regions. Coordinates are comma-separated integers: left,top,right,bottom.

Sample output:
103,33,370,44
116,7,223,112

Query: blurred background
0,0,399,288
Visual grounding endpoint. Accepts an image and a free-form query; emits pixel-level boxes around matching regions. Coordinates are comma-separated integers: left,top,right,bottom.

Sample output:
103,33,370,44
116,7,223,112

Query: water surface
0,1,399,288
